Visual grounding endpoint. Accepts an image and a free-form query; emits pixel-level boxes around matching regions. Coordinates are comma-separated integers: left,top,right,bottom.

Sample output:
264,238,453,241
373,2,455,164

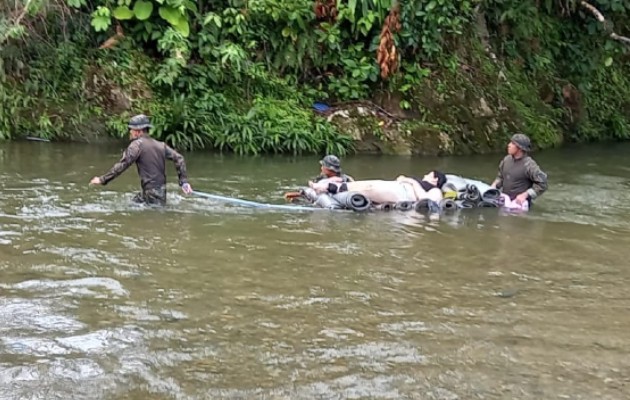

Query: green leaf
133,0,154,20
113,6,134,20
203,13,221,27
91,15,111,32
174,18,190,37
426,1,436,11
348,0,357,14
604,57,613,67
159,6,182,26
67,0,85,8
183,0,198,13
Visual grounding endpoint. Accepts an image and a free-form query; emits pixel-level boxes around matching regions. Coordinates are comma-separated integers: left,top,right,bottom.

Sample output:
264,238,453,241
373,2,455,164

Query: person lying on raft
309,170,447,205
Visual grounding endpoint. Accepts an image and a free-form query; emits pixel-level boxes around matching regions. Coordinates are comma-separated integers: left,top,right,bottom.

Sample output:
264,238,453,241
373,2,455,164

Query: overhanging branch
580,0,630,45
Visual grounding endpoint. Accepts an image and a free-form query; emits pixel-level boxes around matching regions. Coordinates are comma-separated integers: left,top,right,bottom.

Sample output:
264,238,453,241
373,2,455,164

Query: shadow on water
1,142,630,399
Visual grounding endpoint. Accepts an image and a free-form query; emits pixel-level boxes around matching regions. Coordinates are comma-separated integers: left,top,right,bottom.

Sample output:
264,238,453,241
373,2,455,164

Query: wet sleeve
525,159,548,199
99,141,141,185
165,145,189,186
494,159,505,189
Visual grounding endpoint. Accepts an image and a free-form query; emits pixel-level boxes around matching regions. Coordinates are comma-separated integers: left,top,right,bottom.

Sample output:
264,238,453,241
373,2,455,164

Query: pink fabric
500,193,529,211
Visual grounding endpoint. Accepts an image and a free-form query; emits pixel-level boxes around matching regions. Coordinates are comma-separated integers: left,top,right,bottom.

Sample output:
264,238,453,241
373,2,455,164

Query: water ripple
1,143,630,400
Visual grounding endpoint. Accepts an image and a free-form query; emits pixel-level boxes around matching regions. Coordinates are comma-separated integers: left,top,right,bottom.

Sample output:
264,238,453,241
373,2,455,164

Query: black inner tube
481,189,501,201
331,191,371,212
456,199,476,209
415,199,441,214
414,198,431,212
395,201,415,211
465,184,480,201
440,198,457,211
478,200,499,208
374,203,395,211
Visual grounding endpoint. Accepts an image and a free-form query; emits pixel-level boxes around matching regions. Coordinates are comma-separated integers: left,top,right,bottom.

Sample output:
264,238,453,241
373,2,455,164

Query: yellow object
443,191,457,199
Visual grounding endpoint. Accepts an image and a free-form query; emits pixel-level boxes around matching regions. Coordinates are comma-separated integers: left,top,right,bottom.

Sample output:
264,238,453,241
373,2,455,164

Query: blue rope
192,190,329,212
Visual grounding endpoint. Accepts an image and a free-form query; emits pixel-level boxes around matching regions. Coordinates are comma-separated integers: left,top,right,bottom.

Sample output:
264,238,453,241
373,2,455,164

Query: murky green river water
1,141,629,399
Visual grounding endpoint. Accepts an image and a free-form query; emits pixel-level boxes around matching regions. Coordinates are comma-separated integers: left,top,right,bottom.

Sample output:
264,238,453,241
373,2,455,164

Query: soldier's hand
181,183,192,195
89,177,102,185
284,191,302,202
515,192,529,205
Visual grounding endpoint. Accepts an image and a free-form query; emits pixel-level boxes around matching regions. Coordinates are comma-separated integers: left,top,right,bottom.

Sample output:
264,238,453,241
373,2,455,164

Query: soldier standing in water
89,114,193,205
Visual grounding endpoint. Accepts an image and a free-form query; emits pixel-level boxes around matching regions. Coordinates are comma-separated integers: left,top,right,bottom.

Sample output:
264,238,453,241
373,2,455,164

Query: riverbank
1,1,629,156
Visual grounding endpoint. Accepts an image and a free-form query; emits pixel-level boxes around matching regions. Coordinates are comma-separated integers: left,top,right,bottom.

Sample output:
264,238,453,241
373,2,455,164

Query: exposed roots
377,3,402,80
99,24,125,49
314,0,338,22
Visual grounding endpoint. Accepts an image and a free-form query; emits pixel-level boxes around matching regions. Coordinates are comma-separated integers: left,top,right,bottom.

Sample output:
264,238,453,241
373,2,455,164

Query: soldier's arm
165,145,189,186
491,159,505,189
525,159,548,199
312,174,326,183
99,141,141,185
309,177,343,193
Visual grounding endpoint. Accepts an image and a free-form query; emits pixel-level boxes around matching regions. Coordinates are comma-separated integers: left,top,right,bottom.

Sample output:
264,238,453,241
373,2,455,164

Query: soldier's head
508,133,531,157
127,114,152,140
319,155,342,177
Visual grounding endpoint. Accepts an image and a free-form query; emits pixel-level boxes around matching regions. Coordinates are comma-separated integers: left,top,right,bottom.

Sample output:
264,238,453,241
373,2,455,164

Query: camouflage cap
128,114,153,130
511,133,531,152
320,155,341,173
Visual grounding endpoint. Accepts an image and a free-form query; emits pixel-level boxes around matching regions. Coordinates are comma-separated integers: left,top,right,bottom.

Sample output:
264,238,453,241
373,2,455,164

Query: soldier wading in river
491,133,548,208
89,114,193,205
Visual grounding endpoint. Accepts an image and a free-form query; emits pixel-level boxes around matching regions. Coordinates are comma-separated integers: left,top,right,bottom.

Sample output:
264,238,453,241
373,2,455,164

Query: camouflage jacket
495,155,548,199
100,135,188,192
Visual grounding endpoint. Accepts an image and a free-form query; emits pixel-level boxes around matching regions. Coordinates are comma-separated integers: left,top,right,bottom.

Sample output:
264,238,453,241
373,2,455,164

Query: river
1,141,629,399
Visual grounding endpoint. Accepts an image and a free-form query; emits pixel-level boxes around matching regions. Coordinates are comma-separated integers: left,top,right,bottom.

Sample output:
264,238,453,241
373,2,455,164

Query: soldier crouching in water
285,155,353,201
89,114,193,205
310,155,354,185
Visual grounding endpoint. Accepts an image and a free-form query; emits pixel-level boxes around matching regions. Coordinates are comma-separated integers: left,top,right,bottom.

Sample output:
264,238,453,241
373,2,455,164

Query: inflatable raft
192,174,524,213
296,174,521,213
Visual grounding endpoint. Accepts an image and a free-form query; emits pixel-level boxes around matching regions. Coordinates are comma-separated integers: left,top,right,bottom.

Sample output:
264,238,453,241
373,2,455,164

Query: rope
192,191,329,212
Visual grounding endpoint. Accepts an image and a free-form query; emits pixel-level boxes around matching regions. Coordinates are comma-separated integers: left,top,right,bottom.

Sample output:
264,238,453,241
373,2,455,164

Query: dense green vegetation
1,0,629,155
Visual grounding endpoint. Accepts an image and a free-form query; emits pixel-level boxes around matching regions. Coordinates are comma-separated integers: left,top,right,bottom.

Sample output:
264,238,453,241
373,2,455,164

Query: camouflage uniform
494,156,548,201
131,186,168,206
493,133,548,204
100,135,189,206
